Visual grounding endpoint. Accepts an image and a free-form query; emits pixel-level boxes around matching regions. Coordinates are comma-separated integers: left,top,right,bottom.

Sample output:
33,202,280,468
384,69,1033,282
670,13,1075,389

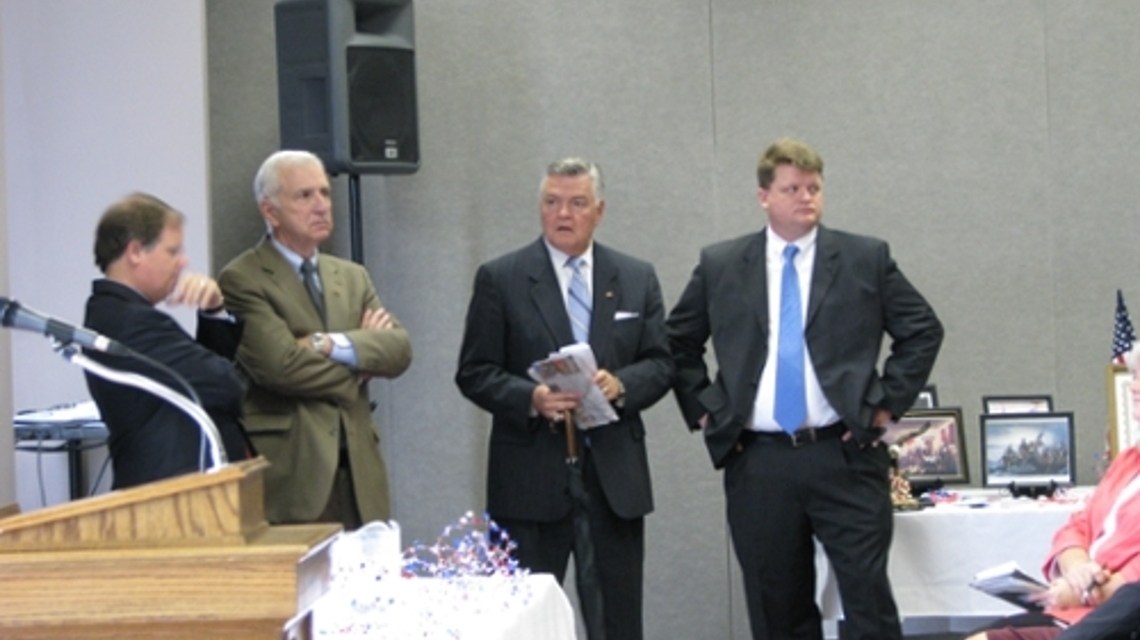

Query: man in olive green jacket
219,150,411,529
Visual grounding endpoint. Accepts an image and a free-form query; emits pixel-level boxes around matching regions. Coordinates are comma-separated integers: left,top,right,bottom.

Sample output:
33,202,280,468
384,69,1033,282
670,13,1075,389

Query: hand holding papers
528,343,618,429
969,561,1050,611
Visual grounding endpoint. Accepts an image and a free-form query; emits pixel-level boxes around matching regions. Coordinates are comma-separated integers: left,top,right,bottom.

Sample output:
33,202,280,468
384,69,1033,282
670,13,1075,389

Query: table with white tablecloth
817,492,1085,624
309,573,577,639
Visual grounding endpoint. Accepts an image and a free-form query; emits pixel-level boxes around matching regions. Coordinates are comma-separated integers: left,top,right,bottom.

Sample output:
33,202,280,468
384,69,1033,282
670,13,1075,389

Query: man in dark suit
84,193,250,489
667,139,943,640
456,158,673,640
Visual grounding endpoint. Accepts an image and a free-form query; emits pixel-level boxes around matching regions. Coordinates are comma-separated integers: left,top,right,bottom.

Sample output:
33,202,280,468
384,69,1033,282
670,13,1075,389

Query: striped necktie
567,257,592,344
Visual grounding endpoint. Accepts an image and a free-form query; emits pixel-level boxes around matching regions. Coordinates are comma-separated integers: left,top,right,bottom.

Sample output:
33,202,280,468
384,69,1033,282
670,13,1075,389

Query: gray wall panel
206,0,281,272
1046,1,1140,480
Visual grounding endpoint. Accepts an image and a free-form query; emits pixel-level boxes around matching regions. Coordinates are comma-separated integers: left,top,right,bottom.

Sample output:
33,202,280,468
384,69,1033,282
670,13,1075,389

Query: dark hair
93,193,184,273
757,138,824,189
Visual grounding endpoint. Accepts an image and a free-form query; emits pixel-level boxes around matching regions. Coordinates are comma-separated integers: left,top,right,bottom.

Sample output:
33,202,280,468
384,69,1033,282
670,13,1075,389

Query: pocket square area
613,311,640,321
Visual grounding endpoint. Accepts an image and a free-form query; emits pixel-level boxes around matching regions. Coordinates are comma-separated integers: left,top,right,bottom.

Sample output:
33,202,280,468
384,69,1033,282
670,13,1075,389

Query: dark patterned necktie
300,259,326,326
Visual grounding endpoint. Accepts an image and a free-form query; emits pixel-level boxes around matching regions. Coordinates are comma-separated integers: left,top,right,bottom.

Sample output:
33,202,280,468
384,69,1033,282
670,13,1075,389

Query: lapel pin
605,291,614,298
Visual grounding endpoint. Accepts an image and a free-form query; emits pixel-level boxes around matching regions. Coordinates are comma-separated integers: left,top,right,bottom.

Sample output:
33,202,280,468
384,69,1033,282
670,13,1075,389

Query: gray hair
543,157,604,201
253,150,326,205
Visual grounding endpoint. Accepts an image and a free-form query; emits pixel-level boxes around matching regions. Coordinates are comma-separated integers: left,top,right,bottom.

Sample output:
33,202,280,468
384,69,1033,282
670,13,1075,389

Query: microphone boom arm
57,343,228,472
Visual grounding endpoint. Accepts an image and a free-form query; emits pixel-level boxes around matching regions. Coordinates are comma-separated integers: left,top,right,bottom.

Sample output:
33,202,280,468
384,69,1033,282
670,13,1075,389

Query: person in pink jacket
964,381,1140,640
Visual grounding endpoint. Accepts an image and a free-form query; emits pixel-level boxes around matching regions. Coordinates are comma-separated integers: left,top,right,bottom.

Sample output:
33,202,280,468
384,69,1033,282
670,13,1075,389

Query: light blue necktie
774,244,807,434
567,257,592,344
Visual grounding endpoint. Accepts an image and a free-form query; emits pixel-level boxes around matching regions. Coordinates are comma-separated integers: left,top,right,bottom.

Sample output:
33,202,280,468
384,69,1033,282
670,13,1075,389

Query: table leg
67,441,85,500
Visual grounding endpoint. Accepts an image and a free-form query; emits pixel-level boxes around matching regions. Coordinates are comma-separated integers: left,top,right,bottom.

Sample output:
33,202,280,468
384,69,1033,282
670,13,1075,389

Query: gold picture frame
882,408,968,484
1108,364,1138,459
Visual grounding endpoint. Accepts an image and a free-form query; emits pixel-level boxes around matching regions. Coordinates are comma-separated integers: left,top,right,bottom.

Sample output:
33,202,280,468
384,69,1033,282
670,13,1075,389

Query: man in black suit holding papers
455,158,672,640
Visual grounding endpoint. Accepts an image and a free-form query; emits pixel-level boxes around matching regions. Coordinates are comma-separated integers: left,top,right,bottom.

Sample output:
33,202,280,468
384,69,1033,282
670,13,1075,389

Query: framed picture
1108,365,1139,459
912,384,939,409
980,412,1075,488
981,395,1054,415
882,408,968,484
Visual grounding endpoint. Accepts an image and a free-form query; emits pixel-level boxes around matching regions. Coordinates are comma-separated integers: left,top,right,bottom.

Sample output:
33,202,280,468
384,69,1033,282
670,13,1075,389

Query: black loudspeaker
275,0,419,175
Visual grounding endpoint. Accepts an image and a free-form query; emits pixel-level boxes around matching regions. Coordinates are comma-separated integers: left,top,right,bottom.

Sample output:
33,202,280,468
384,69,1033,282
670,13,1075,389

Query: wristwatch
310,332,330,355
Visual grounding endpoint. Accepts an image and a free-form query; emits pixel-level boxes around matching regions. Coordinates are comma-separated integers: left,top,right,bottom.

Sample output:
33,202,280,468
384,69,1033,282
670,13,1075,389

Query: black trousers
316,427,363,531
494,448,645,640
725,431,901,640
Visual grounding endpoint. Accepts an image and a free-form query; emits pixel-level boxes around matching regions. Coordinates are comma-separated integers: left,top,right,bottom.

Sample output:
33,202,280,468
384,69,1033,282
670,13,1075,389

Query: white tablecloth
818,492,1085,620
310,573,577,639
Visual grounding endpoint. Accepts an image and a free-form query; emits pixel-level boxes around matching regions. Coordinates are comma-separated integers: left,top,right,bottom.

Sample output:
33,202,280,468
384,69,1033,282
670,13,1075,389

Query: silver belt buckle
790,427,815,448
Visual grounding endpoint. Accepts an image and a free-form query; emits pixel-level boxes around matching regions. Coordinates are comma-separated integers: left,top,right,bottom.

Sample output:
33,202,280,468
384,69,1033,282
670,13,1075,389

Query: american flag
1113,289,1136,364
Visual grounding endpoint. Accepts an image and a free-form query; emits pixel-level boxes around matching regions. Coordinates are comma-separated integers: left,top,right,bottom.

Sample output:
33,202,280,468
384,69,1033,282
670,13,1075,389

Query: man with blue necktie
667,138,944,640
456,158,673,640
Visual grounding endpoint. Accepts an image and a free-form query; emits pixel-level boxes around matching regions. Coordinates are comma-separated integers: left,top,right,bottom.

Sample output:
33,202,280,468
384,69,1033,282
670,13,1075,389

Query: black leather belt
737,423,846,450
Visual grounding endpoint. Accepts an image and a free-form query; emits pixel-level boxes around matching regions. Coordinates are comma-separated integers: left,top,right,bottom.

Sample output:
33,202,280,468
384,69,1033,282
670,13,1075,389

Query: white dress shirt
751,227,841,432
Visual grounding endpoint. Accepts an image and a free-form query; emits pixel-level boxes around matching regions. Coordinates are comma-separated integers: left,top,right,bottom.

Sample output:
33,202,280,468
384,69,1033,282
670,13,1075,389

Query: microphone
0,297,131,355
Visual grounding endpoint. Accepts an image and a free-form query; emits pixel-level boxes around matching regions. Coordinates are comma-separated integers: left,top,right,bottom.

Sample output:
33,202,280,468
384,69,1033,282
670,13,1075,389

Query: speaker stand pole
348,173,364,265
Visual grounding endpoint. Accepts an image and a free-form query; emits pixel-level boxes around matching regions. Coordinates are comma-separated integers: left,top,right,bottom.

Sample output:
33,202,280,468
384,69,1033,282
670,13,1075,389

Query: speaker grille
347,47,419,167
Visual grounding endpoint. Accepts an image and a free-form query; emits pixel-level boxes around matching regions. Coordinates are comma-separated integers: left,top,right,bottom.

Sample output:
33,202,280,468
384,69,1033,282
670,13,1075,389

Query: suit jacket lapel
255,238,325,331
525,239,575,348
807,226,840,329
591,245,620,364
316,258,345,330
745,232,769,336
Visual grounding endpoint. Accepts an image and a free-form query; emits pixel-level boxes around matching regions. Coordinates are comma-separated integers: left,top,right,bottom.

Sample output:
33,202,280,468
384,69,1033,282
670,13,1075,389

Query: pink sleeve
1042,449,1140,580
1043,507,1096,578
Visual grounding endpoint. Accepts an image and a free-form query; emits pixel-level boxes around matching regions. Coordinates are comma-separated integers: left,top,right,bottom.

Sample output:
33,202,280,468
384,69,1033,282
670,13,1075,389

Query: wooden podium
0,457,339,639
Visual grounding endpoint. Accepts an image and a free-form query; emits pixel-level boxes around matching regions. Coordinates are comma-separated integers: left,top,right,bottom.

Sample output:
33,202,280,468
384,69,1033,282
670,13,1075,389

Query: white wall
0,5,14,508
1,0,209,510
